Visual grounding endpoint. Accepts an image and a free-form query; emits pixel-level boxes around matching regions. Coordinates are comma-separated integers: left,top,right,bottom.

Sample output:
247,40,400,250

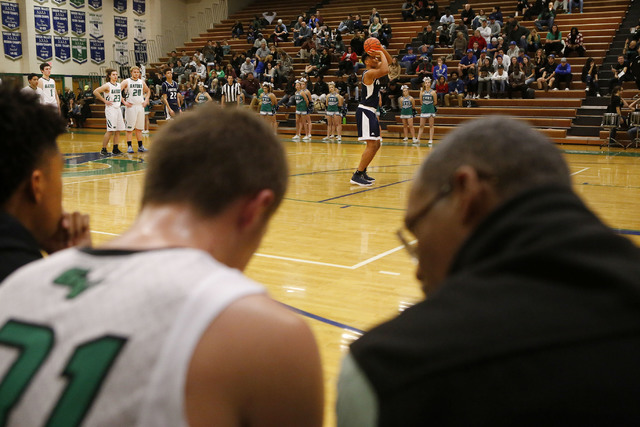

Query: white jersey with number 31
0,247,264,426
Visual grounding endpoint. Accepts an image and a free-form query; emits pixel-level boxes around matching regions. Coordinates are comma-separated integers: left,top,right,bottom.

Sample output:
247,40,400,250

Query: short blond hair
130,65,140,74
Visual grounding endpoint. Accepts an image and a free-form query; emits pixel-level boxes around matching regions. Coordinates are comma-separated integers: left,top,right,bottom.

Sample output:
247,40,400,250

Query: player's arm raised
185,294,324,427
364,48,390,83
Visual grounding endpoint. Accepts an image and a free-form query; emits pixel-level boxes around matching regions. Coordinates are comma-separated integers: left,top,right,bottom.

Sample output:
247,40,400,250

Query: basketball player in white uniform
121,65,150,153
22,73,42,97
93,69,126,156
0,105,324,427
37,62,61,113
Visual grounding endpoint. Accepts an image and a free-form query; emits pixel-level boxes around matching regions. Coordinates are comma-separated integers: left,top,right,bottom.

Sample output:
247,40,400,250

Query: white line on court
379,271,401,276
351,244,407,269
90,230,119,236
571,167,590,176
254,253,353,269
63,171,145,186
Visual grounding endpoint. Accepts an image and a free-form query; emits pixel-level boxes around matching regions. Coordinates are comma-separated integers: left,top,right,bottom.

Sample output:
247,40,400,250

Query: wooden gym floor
59,128,640,426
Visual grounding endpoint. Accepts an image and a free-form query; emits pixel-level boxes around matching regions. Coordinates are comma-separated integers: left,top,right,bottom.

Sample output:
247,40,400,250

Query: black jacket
0,212,42,282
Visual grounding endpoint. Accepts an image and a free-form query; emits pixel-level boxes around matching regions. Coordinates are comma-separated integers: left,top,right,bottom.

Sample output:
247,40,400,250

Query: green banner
70,0,85,8
72,37,86,64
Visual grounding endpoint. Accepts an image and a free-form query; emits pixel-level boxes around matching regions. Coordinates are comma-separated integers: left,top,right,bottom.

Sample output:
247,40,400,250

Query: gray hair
415,116,571,199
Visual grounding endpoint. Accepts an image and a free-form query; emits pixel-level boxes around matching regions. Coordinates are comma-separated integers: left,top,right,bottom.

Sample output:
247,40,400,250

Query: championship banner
132,0,144,15
34,6,51,33
133,18,145,42
88,0,101,11
54,35,70,61
70,0,84,8
36,34,53,61
88,11,101,38
90,37,104,63
113,0,126,13
34,0,47,3
114,39,127,64
70,11,85,36
1,2,19,31
134,41,146,64
52,0,66,5
52,8,68,35
72,36,86,63
114,15,126,40
2,30,21,59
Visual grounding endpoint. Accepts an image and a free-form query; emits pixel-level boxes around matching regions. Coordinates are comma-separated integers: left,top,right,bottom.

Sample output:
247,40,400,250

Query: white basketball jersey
124,78,145,105
39,77,58,106
0,247,265,427
104,82,123,110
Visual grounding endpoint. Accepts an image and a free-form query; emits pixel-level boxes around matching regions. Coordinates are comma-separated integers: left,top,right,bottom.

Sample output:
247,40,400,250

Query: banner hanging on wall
72,36,86,63
113,0,126,13
88,11,101,38
114,15,126,40
1,2,20,31
70,10,84,36
88,0,101,11
70,0,84,8
52,8,68,35
114,39,127,64
133,18,145,42
3,30,21,59
90,37,104,63
34,6,51,33
34,0,48,4
36,34,53,61
132,0,144,15
52,0,66,5
54,35,70,61
134,41,146,64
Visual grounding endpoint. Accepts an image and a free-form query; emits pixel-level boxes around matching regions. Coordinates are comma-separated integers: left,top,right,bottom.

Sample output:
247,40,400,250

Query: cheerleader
399,85,417,143
301,78,313,141
194,82,212,105
259,82,278,132
293,80,310,141
323,82,344,142
416,77,437,145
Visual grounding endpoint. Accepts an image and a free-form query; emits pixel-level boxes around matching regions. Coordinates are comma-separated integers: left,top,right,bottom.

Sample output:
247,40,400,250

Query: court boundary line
282,303,365,334
318,179,413,203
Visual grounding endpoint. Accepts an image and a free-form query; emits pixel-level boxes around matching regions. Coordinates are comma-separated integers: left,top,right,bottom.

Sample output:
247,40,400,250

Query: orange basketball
363,37,382,54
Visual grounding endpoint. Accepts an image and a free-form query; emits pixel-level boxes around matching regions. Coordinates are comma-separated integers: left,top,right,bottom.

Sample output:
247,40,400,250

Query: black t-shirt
608,95,622,113
0,212,42,282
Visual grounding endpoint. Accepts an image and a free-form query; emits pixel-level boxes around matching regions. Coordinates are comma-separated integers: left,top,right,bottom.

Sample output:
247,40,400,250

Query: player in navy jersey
161,69,182,120
350,47,392,186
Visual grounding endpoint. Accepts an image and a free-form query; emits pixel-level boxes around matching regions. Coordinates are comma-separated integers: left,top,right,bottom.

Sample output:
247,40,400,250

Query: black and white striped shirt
221,82,242,103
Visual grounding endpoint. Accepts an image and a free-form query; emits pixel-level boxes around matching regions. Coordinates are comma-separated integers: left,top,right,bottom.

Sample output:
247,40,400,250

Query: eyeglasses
396,183,452,262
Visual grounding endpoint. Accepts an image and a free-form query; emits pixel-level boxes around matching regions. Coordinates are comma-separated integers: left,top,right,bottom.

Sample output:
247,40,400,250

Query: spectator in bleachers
477,49,489,67
609,55,632,91
509,22,530,50
277,74,297,107
338,46,357,76
582,57,601,97
494,53,509,73
465,69,478,99
337,15,354,34
506,41,521,59
517,0,533,17
479,19,492,45
491,64,509,97
623,40,638,64
414,0,426,20
459,49,478,79
203,41,216,67
310,74,329,105
533,47,546,69
295,21,312,46
508,63,528,98
231,52,244,76
231,20,244,39
317,47,331,77
535,2,555,31
439,24,451,47
353,15,364,32
563,27,585,57
346,71,359,101
453,32,469,60
305,48,321,76
368,8,381,26
191,57,207,85
380,18,393,48
487,37,499,57
335,74,349,99
255,41,270,62
554,0,568,13
388,56,402,83
419,26,436,56
433,56,448,85
526,28,542,53
168,51,178,67
489,6,504,26
537,54,557,90
488,16,501,38
445,71,465,106
272,19,288,45
478,57,493,98
369,17,382,39
240,72,260,108
179,49,190,65
425,1,440,23
439,9,455,27
350,31,365,56
316,10,324,27
240,57,255,79
568,0,583,13
522,56,536,86
435,75,448,104
469,29,488,51
544,24,563,56
450,20,469,44
412,57,434,89
472,9,487,30
461,4,475,27
253,33,266,54
246,27,256,44
402,1,417,21
401,47,418,73
173,60,186,84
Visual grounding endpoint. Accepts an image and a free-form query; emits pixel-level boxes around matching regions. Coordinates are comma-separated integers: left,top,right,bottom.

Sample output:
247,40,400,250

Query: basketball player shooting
350,38,391,187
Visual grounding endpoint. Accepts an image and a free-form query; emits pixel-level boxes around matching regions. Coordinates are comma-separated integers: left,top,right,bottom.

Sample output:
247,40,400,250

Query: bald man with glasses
337,116,640,426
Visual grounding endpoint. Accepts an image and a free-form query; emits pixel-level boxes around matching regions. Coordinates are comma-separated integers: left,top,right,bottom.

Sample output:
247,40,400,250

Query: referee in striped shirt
221,75,243,107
